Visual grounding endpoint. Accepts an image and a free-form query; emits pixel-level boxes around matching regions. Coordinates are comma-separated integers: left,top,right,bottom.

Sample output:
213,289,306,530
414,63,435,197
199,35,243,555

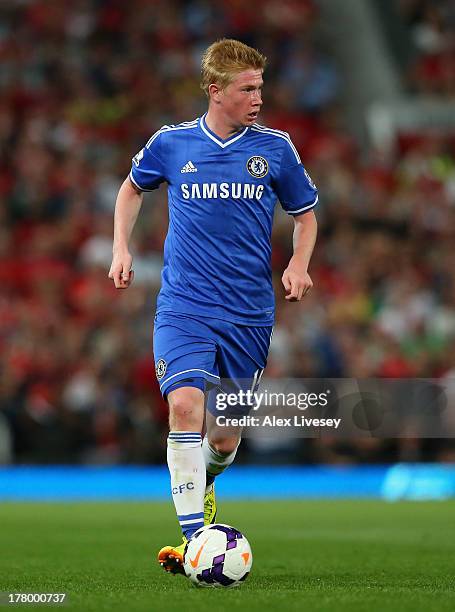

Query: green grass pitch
1,500,454,612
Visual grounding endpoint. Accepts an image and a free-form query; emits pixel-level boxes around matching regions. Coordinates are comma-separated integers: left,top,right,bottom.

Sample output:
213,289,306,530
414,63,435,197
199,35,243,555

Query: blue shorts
153,312,273,415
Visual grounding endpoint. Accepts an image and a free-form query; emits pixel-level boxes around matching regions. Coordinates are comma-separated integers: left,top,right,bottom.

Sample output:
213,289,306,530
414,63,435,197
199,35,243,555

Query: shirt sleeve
129,131,166,192
274,137,318,215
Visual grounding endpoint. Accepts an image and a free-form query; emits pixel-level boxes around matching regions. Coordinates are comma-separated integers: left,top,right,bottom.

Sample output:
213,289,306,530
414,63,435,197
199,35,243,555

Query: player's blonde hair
201,39,267,98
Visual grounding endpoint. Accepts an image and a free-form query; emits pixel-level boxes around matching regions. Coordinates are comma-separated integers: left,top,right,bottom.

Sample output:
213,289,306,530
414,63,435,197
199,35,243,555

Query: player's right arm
109,130,167,289
108,178,143,289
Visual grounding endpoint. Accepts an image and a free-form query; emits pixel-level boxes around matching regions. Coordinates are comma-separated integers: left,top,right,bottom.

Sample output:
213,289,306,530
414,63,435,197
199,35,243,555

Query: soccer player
109,39,318,575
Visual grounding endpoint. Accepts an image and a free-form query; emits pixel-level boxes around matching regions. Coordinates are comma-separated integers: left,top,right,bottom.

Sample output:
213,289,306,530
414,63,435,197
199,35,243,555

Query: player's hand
108,251,134,289
282,262,313,301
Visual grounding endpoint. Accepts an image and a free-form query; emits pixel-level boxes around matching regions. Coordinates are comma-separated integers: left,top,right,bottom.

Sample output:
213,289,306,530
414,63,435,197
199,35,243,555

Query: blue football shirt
130,114,318,326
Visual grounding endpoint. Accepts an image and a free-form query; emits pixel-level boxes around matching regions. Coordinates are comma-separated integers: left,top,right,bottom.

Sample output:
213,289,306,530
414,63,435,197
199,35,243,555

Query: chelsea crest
247,156,269,178
155,359,167,380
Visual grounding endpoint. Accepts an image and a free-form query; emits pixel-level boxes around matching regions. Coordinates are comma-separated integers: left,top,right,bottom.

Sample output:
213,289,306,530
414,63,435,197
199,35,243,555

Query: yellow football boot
204,483,217,525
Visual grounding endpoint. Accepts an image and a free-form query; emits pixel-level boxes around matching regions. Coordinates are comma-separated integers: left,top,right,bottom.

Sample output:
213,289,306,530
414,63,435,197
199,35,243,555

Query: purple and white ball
183,523,253,588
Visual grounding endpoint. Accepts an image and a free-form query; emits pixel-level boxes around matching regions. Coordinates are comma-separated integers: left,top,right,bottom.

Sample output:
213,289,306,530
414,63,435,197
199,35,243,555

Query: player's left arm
282,210,317,301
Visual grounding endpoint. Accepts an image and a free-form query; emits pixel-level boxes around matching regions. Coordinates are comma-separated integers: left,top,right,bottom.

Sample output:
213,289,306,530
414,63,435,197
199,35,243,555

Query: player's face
221,69,263,128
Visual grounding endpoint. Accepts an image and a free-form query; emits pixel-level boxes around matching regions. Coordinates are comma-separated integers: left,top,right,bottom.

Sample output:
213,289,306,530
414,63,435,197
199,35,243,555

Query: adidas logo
181,160,198,173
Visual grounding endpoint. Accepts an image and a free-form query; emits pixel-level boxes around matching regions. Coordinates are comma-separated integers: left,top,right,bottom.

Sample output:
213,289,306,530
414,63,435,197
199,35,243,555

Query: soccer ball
183,523,252,587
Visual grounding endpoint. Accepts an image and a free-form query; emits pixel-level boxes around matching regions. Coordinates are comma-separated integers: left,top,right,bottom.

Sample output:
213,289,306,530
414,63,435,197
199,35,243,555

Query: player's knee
209,436,240,455
168,387,204,431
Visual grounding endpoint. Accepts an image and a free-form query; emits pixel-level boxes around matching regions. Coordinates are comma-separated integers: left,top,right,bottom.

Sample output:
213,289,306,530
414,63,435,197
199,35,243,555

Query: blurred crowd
1,0,454,464
400,0,455,96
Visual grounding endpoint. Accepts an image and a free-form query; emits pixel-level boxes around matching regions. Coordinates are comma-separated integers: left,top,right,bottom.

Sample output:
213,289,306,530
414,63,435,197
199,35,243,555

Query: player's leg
202,411,241,525
167,385,206,540
153,313,219,574
158,384,206,574
203,409,241,485
166,387,236,530
204,322,273,499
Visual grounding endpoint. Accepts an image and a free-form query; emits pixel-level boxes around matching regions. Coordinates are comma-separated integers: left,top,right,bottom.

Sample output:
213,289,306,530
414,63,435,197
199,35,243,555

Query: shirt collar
199,113,249,148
